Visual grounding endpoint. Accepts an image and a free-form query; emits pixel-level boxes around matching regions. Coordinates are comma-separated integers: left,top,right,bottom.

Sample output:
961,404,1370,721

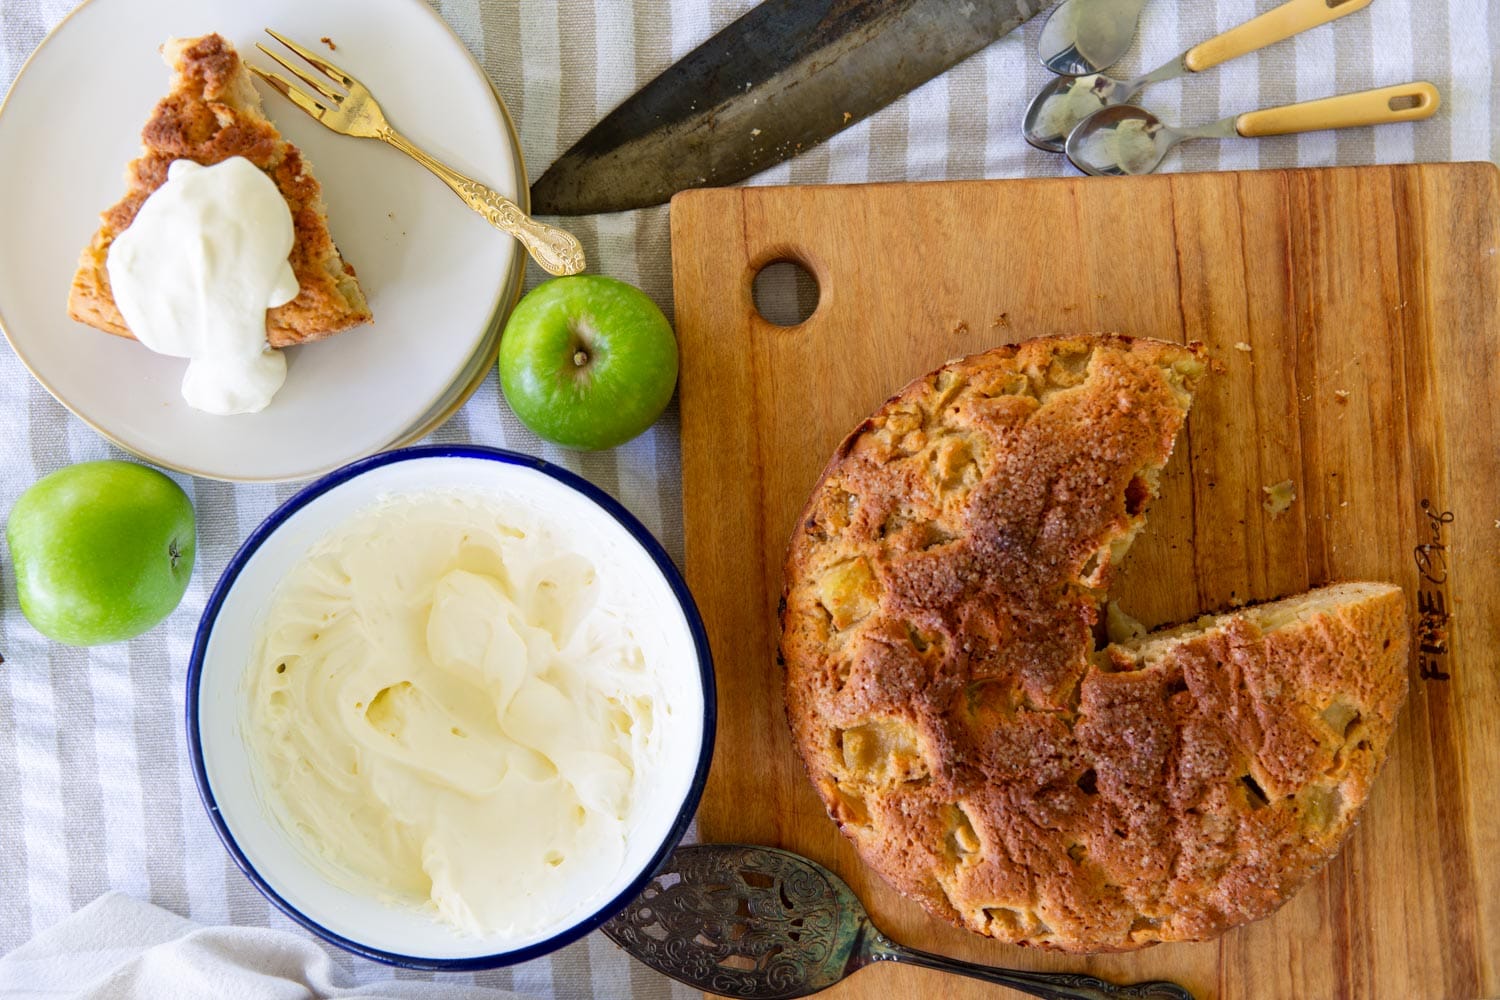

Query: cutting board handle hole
752,259,820,327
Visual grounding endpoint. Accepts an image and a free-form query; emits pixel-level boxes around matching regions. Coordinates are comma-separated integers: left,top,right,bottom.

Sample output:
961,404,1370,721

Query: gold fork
249,29,585,276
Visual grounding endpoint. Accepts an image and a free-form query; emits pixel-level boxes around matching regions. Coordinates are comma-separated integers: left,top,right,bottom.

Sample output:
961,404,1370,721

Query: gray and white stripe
0,0,1493,996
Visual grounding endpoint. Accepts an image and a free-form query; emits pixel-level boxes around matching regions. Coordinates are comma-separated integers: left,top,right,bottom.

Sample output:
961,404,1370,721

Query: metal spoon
1037,0,1150,77
1065,81,1440,176
603,843,1195,1000
1025,0,1374,152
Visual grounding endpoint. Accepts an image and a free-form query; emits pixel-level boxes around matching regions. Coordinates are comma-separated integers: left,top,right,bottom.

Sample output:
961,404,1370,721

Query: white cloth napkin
0,893,525,1000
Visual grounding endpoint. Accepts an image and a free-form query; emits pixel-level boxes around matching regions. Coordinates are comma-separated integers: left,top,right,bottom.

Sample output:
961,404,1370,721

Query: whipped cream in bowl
188,447,714,967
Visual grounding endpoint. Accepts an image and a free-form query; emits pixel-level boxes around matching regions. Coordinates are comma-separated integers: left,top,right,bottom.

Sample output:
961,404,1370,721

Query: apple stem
573,349,589,367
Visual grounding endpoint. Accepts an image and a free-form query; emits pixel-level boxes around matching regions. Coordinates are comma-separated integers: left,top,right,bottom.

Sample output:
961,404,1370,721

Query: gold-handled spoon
1037,0,1150,77
1025,0,1374,153
1065,81,1439,176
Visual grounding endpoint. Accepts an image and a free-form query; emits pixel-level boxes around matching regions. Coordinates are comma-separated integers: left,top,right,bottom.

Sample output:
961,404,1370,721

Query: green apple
499,275,679,450
7,461,195,646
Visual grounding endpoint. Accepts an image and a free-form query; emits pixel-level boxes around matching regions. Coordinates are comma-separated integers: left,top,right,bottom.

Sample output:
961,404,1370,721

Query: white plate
0,0,525,481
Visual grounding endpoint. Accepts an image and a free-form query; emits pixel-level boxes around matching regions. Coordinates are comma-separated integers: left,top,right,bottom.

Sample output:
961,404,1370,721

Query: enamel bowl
187,446,715,968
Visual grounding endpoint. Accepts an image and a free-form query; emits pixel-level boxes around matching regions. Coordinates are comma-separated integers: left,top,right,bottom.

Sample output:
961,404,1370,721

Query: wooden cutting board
671,164,1498,1000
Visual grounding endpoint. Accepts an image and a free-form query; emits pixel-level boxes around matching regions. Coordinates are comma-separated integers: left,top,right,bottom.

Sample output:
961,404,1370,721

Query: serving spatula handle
866,933,1195,1000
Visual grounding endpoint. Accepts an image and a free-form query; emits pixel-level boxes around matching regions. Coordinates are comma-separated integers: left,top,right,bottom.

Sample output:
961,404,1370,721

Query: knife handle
1235,81,1439,137
380,127,586,276
1184,0,1374,73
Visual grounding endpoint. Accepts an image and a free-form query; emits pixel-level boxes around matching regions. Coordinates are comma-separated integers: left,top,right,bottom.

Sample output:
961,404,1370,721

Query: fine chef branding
1413,498,1453,682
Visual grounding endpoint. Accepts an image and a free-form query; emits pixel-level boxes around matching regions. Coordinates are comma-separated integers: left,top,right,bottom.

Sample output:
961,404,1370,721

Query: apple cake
68,34,371,347
780,333,1409,952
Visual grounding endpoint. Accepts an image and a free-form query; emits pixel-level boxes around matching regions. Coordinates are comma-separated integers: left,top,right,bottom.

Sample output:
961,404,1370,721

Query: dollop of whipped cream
245,490,667,937
106,157,298,415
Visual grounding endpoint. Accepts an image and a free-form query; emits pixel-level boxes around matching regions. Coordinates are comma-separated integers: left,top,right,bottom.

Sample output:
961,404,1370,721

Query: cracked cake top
779,333,1408,952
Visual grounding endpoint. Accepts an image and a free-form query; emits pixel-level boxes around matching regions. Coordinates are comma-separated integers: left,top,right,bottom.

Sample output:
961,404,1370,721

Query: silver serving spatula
603,844,1194,1000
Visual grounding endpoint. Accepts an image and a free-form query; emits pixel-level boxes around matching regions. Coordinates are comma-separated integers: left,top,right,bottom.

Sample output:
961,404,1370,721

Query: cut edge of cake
1110,581,1406,664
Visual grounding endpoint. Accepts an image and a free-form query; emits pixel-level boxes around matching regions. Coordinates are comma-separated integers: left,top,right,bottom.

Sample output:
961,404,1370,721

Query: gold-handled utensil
1025,0,1376,153
1037,0,1150,77
1065,81,1440,176
250,29,585,276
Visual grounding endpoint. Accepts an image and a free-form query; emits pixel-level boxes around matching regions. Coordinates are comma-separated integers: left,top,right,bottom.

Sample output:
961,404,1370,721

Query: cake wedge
68,34,371,347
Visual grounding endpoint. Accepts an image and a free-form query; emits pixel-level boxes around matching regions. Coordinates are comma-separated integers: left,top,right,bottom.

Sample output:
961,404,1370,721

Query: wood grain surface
671,163,1499,1000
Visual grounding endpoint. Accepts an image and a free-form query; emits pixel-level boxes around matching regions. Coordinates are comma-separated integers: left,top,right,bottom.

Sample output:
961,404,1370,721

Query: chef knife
530,0,1051,215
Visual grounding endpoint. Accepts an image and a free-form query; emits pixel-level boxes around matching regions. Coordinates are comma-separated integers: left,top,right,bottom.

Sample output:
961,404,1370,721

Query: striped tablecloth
0,0,1493,996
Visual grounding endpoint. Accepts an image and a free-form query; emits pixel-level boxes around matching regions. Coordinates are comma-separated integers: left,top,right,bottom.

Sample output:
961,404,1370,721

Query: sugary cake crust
779,334,1409,952
67,34,371,348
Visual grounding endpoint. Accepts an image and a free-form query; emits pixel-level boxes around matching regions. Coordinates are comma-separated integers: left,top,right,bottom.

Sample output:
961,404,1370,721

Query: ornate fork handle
379,127,586,276
868,934,1194,1000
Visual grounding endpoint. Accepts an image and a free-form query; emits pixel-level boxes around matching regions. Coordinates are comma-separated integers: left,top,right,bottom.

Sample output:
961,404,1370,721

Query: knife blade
531,0,1050,215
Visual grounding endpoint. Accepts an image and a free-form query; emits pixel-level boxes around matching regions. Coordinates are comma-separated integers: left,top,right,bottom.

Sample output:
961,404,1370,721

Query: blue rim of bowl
186,444,718,970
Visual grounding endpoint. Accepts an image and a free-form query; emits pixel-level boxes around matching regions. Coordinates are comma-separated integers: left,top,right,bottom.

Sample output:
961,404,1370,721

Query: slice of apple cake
68,34,370,346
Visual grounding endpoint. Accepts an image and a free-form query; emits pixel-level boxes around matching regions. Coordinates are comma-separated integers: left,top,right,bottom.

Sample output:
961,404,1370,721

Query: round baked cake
779,333,1409,952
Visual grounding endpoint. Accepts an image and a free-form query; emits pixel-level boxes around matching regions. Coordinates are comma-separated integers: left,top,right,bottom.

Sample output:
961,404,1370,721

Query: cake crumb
843,111,852,123
1233,341,1252,353
320,36,337,51
1263,480,1296,517
1105,601,1147,645
750,127,762,137
1334,389,1350,404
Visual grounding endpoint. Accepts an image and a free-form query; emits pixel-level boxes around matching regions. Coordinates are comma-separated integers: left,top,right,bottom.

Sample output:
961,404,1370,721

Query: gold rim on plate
0,0,529,483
